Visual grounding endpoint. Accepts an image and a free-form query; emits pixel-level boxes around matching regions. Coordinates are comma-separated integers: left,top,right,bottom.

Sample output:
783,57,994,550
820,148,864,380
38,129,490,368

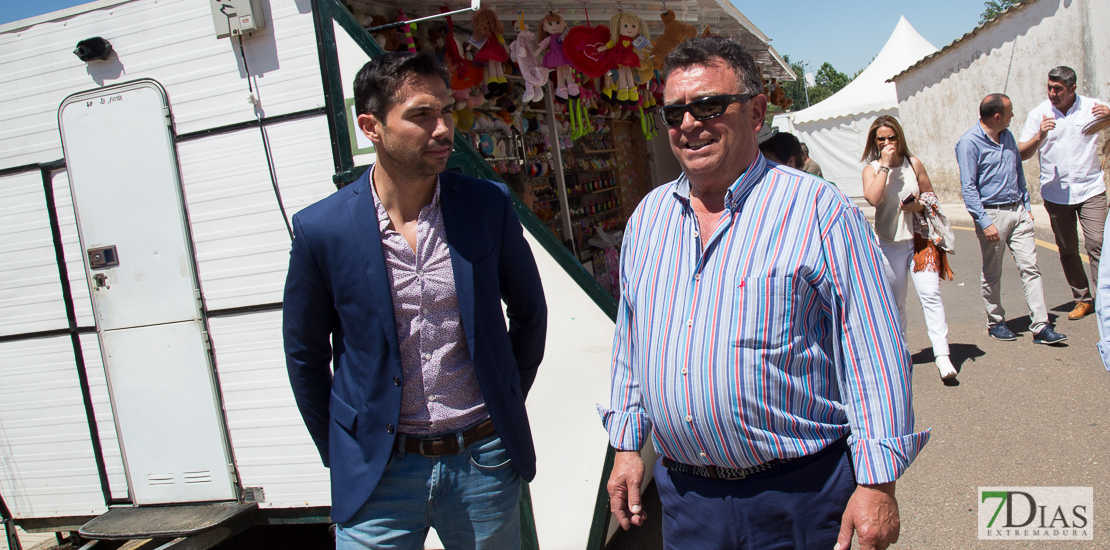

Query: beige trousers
975,205,1049,333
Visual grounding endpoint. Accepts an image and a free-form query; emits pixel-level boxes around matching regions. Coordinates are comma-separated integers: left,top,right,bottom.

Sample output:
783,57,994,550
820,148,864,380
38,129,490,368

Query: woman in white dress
861,116,958,380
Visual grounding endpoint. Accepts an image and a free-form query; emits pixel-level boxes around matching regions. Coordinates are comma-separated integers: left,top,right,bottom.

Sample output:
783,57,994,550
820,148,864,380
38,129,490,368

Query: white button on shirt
1020,96,1109,205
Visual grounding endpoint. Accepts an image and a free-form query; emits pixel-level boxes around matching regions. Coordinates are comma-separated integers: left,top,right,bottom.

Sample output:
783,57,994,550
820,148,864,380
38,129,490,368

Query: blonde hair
608,12,649,44
537,13,566,41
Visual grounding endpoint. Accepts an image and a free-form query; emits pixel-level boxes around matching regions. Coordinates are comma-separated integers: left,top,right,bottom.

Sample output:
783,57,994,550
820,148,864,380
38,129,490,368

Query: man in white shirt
1019,66,1110,321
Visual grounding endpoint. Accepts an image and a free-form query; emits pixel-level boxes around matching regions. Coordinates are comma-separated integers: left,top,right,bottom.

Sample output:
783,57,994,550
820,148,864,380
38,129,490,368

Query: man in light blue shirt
956,93,1066,345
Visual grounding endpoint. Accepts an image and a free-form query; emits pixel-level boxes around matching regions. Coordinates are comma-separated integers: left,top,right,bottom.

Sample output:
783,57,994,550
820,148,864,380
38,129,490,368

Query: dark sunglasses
874,136,898,143
658,94,755,127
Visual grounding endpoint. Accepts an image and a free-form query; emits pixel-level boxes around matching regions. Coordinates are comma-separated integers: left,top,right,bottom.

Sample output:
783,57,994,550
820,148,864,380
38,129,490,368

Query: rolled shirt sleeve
821,205,930,484
598,225,652,451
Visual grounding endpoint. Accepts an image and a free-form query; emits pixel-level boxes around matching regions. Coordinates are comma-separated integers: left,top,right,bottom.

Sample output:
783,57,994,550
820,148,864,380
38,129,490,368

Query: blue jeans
336,432,522,550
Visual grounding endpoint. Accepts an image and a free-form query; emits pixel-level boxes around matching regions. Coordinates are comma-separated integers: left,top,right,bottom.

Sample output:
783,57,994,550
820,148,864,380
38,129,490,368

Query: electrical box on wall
210,0,267,39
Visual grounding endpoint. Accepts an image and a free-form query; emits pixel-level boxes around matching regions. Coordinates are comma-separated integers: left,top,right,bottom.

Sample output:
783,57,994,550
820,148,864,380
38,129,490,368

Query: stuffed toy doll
649,10,696,70
509,23,550,103
443,11,484,94
398,13,417,53
536,12,579,101
369,15,407,51
598,12,651,103
470,7,510,97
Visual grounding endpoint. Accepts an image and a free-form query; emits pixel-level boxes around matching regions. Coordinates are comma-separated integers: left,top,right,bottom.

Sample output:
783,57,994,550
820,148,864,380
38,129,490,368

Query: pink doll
536,12,579,101
598,12,650,103
470,8,509,97
509,23,550,103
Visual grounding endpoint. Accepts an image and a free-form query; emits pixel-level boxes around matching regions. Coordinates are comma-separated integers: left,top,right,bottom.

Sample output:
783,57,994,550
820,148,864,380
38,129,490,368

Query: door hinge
163,106,172,126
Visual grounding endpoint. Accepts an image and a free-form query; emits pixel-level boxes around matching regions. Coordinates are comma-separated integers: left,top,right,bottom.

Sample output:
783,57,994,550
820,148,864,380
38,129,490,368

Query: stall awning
346,0,795,80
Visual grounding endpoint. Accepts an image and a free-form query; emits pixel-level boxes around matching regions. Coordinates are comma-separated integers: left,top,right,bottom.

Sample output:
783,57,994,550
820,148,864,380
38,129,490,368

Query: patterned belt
662,456,791,480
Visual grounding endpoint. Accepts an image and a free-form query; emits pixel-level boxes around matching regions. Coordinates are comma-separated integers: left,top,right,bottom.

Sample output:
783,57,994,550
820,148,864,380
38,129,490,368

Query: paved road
611,203,1110,549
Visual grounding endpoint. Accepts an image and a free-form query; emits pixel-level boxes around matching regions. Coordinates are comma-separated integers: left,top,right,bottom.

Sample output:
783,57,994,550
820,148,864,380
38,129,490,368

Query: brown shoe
1068,301,1094,320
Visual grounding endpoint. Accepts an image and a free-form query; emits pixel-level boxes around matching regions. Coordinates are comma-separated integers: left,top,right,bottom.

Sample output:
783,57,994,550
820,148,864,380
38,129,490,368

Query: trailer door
59,80,236,505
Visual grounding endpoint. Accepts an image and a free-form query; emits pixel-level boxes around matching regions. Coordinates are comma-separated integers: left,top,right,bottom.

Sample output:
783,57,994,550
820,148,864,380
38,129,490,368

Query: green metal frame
311,1,620,547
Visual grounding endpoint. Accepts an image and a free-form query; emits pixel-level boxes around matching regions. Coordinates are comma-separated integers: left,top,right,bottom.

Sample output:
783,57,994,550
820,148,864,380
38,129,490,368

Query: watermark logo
978,487,1093,540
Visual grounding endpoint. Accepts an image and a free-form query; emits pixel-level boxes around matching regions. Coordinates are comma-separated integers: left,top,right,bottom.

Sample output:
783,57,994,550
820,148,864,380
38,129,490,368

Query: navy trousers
654,438,856,549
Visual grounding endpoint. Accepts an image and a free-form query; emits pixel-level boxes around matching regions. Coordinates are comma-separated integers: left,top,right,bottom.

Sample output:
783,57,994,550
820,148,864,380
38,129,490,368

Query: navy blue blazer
283,167,547,524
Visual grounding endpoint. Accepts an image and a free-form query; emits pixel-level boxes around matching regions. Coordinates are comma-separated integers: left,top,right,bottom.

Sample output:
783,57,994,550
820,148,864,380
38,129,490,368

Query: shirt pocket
731,276,794,350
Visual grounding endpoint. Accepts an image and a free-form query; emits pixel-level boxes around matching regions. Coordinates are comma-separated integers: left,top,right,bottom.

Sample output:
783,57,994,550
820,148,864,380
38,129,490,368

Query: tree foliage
980,0,1019,25
815,63,849,93
780,55,809,110
778,55,853,110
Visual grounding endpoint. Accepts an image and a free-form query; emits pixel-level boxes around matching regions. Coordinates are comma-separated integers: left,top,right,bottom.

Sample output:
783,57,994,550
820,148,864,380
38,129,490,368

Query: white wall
893,0,1108,202
0,0,324,168
0,0,336,517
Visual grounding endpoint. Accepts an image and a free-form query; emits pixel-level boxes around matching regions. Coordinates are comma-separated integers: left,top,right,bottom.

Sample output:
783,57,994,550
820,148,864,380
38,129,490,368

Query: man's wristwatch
878,166,891,173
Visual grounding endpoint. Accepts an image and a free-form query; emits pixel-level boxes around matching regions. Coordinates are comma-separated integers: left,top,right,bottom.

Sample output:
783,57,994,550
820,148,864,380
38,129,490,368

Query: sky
1,0,989,77
738,0,986,76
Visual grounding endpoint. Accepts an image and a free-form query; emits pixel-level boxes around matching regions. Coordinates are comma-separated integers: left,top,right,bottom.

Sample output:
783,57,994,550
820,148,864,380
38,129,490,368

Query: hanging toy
634,46,656,107
563,9,615,81
572,97,591,138
598,12,651,104
650,9,696,70
601,71,617,103
639,104,657,140
443,8,484,93
536,12,580,102
509,22,550,104
470,7,510,98
397,9,417,53
568,96,583,138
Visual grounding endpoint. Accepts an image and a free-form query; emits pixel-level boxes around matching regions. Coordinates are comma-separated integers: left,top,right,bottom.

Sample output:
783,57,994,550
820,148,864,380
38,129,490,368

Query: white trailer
0,1,633,547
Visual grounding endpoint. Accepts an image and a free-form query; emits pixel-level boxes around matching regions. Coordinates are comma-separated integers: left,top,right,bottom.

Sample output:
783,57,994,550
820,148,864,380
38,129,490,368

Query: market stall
344,0,793,295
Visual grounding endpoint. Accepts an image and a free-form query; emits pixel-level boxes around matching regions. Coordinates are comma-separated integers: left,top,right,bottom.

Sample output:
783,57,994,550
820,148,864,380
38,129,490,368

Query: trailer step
78,503,257,540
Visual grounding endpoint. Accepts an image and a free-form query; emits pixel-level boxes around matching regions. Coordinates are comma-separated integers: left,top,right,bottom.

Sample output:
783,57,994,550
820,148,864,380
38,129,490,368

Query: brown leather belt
396,419,497,457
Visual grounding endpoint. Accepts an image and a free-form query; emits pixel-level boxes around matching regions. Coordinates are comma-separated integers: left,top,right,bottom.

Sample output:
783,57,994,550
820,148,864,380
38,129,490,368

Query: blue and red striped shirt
599,153,929,485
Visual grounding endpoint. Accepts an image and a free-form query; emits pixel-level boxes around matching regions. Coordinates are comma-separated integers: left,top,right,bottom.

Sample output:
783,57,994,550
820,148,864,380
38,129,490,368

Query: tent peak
784,15,936,125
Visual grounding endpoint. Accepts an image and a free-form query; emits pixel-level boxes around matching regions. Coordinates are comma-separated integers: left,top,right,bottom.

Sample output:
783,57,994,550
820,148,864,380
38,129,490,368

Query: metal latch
88,245,119,269
93,273,109,290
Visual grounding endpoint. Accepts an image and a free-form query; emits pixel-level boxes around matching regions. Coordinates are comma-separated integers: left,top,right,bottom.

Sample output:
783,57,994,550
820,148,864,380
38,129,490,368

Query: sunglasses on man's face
659,94,755,127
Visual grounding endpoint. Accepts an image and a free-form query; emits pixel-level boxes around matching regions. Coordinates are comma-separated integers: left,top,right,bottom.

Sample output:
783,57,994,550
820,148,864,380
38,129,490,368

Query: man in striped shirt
600,37,928,550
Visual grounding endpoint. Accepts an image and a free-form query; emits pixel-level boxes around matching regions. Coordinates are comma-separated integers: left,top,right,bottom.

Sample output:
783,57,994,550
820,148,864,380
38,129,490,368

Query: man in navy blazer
284,51,547,548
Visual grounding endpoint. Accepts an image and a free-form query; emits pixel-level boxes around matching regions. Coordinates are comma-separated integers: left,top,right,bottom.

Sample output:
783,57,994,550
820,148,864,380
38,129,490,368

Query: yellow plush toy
454,109,475,132
650,10,696,70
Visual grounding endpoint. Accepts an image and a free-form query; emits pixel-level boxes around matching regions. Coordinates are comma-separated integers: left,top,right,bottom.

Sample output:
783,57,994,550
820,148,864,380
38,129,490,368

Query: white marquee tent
773,16,936,196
